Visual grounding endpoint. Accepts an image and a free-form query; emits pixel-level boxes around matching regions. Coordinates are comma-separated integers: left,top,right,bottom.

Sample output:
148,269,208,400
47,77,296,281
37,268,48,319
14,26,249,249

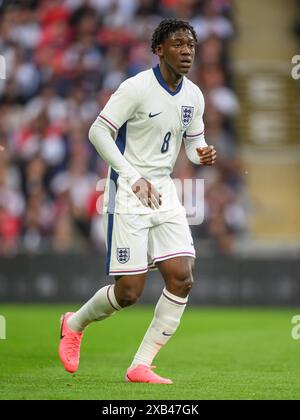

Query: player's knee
180,274,193,295
169,263,194,296
175,259,195,296
117,285,142,308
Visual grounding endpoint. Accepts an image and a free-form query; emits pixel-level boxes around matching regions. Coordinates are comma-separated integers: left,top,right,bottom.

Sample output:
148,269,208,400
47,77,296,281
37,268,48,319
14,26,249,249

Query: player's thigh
148,206,196,266
103,213,150,276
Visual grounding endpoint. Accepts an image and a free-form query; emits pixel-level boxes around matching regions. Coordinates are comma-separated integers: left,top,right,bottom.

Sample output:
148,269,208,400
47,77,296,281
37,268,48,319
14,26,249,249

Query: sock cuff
106,284,122,311
162,288,188,305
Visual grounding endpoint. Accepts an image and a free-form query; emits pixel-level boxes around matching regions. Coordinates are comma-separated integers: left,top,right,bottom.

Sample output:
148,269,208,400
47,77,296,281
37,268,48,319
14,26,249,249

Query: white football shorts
103,205,196,276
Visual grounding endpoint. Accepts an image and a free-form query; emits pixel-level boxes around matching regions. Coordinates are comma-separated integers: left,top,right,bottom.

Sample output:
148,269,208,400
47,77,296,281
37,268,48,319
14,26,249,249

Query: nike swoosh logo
162,331,172,336
149,112,162,118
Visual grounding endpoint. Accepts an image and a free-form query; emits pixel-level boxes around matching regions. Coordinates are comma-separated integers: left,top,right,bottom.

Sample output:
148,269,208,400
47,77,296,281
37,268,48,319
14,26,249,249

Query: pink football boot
125,364,173,384
59,312,83,374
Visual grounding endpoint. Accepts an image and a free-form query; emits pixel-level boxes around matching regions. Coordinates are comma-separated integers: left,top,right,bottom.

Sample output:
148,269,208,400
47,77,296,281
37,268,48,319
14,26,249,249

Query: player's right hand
131,177,162,209
0,145,4,152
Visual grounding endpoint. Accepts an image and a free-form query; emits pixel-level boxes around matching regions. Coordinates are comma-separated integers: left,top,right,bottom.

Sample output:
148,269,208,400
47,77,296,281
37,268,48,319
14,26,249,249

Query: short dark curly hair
151,18,197,54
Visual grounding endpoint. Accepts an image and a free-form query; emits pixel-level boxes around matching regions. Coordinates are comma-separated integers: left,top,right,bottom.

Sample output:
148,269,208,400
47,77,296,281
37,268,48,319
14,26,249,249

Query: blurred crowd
0,0,246,256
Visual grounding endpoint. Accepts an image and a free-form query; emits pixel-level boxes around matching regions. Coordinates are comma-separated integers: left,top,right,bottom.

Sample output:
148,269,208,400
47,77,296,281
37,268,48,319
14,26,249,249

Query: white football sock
130,288,188,368
67,284,122,332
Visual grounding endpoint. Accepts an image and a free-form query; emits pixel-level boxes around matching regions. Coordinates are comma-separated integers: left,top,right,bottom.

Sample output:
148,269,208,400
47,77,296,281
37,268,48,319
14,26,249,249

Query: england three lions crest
181,106,194,127
117,248,130,264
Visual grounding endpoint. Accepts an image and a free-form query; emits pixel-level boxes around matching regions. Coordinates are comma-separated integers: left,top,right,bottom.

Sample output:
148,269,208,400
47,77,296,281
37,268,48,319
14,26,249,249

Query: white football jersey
98,65,206,214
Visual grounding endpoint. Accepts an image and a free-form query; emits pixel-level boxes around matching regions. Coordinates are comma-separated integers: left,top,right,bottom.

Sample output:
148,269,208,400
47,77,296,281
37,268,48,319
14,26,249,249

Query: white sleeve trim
97,114,119,131
185,129,205,139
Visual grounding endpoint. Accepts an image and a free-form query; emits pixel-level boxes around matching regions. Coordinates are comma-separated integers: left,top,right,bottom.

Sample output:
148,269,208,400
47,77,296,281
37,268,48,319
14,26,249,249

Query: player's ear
156,44,163,58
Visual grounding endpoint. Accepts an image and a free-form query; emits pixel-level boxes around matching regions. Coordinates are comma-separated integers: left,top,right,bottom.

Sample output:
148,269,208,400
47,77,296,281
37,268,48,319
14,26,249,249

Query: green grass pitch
1,304,300,400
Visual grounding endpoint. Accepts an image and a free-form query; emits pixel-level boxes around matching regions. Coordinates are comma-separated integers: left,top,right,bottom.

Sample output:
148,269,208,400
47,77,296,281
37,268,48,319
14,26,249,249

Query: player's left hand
0,145,4,152
196,145,216,166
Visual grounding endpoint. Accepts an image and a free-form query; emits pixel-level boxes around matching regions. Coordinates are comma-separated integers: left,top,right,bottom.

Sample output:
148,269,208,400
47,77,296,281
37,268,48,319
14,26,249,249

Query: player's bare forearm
196,145,217,166
131,177,162,209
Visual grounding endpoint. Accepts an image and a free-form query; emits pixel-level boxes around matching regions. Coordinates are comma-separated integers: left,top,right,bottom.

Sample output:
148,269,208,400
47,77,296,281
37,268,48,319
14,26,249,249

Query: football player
59,18,216,384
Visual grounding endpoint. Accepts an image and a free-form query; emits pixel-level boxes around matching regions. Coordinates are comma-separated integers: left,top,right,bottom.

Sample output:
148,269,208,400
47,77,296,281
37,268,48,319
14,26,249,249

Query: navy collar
152,65,183,96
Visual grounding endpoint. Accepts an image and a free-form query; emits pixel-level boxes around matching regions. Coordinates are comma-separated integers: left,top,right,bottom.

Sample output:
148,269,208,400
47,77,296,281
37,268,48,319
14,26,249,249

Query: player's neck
159,62,183,92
